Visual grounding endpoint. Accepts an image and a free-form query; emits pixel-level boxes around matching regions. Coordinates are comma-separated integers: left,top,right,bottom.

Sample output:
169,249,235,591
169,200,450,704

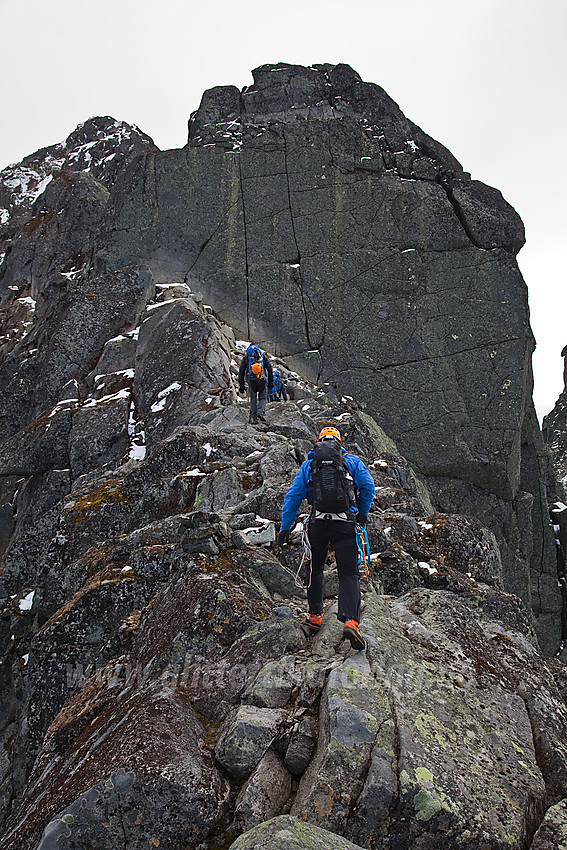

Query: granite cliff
0,64,566,849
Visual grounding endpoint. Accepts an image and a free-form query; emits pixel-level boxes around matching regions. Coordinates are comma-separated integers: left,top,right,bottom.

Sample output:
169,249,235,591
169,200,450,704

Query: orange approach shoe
305,613,323,632
343,619,366,651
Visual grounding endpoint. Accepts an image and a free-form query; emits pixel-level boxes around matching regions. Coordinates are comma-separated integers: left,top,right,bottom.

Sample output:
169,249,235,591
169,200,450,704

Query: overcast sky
1,0,565,421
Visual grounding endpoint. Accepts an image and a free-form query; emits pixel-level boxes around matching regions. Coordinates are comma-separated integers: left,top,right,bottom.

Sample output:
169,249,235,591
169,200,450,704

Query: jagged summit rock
0,116,156,226
0,62,555,652
189,62,466,175
0,63,566,849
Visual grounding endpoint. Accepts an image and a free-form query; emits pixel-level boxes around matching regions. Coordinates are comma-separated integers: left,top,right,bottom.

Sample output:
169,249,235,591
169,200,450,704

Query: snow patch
150,382,181,413
95,368,135,383
60,266,84,282
17,296,36,311
19,590,35,611
145,298,180,313
107,326,140,345
128,443,146,461
127,399,145,461
47,399,76,418
83,389,130,409
418,561,438,574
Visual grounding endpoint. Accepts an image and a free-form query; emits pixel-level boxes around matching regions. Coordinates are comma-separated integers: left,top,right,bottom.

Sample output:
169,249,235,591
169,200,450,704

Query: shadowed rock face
543,347,567,492
0,64,566,849
542,349,567,652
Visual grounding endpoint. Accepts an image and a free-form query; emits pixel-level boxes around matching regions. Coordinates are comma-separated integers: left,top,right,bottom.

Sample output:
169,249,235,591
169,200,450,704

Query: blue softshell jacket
280,446,376,531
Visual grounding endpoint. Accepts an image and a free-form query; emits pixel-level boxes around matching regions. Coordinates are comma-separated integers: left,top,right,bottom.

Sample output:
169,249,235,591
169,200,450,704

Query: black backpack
311,439,356,515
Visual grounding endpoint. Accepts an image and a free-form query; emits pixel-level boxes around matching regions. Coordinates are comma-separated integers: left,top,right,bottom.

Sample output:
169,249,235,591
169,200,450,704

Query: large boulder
230,814,365,850
532,799,567,850
84,62,556,649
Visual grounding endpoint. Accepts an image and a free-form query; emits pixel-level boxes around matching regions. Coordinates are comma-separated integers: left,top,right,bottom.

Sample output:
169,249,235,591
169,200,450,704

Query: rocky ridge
0,63,558,655
0,287,565,848
0,63,566,848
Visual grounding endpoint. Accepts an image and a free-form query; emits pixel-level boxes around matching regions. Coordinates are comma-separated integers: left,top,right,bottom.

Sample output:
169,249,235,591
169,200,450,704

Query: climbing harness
295,515,313,589
356,523,370,577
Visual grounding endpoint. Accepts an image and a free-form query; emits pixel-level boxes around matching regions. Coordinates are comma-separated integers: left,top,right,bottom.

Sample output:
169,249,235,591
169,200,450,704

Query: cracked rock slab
291,651,393,833
231,748,292,836
353,591,548,848
215,705,288,780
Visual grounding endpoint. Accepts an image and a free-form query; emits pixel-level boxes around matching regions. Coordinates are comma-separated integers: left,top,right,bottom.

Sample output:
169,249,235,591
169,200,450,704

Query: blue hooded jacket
280,445,375,531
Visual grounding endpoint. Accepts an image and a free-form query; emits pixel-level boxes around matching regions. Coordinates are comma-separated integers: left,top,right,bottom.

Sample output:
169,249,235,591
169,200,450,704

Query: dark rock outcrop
543,345,567,493
0,63,565,849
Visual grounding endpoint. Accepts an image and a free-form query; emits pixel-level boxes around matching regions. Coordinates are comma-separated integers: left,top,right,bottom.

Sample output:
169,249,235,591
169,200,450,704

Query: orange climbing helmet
318,426,341,442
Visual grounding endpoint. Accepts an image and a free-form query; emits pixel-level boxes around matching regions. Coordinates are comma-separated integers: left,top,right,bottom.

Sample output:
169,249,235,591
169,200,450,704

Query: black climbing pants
307,519,361,623
248,376,267,418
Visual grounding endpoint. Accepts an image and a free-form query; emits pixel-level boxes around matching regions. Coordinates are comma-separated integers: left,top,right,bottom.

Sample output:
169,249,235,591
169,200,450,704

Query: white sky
1,0,565,421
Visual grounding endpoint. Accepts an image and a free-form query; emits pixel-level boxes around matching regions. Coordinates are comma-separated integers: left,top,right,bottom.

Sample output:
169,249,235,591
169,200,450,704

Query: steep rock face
12,61,548,649
541,350,567,642
0,116,157,438
543,347,567,493
0,66,557,649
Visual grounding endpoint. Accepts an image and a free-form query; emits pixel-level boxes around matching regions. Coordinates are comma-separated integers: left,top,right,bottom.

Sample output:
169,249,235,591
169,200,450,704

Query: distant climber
268,369,288,403
238,344,274,424
277,426,375,650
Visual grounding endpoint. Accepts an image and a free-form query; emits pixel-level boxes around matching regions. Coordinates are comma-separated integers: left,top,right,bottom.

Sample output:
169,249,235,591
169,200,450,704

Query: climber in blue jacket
278,426,375,650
